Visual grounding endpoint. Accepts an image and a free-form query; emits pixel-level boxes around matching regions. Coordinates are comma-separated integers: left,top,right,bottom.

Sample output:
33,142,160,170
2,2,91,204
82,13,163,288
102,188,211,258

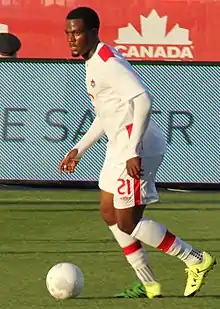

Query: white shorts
98,155,164,209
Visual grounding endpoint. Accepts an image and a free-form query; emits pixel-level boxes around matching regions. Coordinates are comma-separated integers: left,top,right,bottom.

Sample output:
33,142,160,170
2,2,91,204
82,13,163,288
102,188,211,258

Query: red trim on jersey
123,241,142,255
157,231,176,252
126,123,133,138
98,45,114,62
134,178,141,205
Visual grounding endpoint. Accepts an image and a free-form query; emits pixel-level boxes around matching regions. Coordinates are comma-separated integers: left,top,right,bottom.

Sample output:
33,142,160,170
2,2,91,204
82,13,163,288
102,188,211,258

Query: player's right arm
98,48,151,178
59,116,104,174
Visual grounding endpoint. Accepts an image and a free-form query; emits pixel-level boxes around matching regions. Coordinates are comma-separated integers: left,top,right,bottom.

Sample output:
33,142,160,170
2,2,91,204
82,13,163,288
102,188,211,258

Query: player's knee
100,203,116,226
117,218,135,235
100,191,116,226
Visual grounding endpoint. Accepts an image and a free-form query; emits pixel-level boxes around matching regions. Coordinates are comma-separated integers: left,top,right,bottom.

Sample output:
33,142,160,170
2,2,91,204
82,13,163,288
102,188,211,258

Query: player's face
65,19,96,58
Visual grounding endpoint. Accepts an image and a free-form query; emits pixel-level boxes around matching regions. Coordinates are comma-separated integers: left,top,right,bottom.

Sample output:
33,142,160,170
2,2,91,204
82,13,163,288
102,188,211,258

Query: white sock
131,218,167,248
109,224,157,284
131,218,203,266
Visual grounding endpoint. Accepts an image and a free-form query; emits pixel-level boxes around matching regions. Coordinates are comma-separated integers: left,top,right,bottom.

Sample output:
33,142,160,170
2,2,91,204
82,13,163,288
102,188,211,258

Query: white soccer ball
46,262,84,300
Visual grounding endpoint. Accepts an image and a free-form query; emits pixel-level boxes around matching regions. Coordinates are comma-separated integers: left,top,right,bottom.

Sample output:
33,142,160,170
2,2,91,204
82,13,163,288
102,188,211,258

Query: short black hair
66,7,100,31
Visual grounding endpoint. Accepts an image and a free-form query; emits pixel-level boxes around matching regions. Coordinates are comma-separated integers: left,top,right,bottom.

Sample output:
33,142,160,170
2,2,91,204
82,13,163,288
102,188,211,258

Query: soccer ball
46,262,84,300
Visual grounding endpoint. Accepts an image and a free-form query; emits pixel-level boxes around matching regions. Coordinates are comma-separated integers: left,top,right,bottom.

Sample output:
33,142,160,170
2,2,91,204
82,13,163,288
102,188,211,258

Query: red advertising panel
0,0,219,61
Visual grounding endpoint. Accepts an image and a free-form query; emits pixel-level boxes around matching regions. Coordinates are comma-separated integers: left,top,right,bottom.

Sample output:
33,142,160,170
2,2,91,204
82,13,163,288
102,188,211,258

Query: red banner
0,0,219,61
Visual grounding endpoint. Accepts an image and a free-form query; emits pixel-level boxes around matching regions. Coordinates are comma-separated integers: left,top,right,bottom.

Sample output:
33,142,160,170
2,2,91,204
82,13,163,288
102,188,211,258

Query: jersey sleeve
127,92,152,159
103,57,147,101
65,116,104,159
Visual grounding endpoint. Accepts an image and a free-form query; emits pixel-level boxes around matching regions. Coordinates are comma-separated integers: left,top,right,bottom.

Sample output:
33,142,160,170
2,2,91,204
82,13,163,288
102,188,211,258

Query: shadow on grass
165,295,220,299
77,294,220,300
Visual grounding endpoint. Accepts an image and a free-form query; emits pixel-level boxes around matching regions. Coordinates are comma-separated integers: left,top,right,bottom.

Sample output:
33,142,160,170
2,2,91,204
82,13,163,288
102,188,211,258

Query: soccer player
0,33,21,58
59,7,216,299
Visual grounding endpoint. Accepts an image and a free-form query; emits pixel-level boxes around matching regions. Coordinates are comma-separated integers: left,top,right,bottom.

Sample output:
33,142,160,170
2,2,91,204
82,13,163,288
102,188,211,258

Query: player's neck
82,40,100,60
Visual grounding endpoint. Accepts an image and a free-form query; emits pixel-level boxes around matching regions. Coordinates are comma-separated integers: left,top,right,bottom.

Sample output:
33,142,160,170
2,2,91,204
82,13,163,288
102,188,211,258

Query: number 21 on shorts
117,179,131,195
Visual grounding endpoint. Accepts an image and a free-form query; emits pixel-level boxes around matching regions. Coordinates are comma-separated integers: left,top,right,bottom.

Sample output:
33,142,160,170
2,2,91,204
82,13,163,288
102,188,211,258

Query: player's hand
126,157,141,180
58,149,80,174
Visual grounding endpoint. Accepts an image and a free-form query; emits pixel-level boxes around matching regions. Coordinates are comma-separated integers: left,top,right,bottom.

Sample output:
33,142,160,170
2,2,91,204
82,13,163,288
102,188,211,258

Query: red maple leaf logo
91,79,96,88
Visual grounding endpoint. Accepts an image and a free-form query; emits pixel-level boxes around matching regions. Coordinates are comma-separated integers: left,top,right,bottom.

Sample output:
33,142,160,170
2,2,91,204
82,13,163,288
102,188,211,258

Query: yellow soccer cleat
144,282,162,299
184,251,216,297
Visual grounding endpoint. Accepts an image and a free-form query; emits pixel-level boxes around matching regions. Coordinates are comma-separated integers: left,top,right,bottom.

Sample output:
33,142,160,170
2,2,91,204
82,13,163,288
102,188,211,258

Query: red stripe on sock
157,231,176,252
123,241,142,255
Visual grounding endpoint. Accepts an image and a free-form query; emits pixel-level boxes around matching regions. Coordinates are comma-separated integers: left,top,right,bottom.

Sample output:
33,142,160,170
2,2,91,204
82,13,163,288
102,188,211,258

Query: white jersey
85,42,166,162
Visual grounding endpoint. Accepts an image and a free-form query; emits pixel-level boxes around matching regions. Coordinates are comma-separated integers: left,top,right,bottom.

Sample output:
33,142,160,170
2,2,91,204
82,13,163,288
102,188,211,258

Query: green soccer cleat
115,281,162,299
115,281,147,298
184,251,216,297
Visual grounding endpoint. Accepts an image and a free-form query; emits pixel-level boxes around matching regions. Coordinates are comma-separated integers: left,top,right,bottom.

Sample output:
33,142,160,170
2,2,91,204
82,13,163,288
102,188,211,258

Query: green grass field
0,189,219,309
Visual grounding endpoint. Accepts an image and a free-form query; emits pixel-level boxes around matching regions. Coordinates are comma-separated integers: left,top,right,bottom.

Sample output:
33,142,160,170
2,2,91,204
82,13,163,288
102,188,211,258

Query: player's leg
117,209,216,297
99,162,160,298
100,190,160,298
114,159,216,297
